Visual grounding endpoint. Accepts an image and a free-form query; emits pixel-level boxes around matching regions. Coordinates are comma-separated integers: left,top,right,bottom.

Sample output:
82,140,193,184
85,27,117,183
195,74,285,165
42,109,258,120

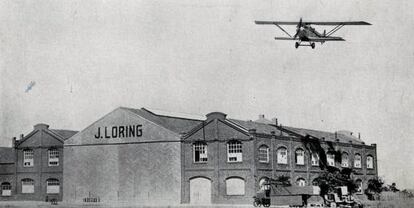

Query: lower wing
274,37,297,41
308,37,345,42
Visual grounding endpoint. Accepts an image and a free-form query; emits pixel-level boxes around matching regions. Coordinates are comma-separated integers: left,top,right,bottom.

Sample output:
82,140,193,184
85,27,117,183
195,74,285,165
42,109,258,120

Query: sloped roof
0,147,15,163
228,119,291,136
282,126,365,144
50,129,78,140
121,107,203,134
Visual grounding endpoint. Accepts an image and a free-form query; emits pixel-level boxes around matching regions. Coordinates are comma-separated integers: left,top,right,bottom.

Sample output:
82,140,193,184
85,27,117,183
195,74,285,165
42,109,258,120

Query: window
311,153,319,166
356,179,363,194
1,182,11,196
295,148,305,165
277,147,288,164
341,152,349,167
193,142,208,163
354,154,361,168
48,149,59,166
21,178,34,193
296,178,306,187
327,152,335,166
226,177,245,195
23,149,34,167
258,145,269,163
227,141,242,162
367,155,374,169
46,179,60,194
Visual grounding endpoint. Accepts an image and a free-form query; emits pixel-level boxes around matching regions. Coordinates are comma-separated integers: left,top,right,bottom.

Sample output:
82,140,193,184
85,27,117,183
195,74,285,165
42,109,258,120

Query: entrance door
190,177,211,204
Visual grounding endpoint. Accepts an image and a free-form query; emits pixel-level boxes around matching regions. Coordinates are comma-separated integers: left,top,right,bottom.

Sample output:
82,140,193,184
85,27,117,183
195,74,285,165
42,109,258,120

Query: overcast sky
1,0,413,189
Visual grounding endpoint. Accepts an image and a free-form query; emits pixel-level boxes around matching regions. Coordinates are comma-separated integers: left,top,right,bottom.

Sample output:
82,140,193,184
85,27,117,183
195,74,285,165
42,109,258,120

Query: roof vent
34,123,49,130
206,112,227,121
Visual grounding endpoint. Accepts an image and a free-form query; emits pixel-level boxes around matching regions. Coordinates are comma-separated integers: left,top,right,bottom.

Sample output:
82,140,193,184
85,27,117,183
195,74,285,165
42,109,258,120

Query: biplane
255,18,371,48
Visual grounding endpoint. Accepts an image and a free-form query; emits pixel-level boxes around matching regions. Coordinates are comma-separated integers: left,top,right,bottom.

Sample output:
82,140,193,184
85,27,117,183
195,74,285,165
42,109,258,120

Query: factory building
0,124,77,201
62,107,377,205
1,107,377,205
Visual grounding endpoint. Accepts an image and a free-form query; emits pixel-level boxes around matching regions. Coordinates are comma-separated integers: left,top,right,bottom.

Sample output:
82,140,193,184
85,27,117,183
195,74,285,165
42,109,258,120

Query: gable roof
282,126,365,144
0,147,15,163
50,129,78,140
121,107,203,134
227,119,291,136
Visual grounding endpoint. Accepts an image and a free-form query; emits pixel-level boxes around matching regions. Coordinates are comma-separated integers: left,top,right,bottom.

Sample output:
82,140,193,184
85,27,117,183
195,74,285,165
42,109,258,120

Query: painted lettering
94,125,143,139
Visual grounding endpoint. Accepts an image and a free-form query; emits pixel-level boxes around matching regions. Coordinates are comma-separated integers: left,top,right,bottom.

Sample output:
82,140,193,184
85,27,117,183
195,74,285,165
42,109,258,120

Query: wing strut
326,24,344,37
274,24,292,38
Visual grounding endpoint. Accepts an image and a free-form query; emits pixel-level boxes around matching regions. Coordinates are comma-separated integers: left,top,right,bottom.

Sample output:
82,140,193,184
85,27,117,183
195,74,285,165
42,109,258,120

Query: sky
1,0,413,189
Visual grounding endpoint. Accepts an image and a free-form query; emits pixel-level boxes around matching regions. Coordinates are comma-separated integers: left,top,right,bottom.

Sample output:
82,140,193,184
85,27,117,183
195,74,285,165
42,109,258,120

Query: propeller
293,18,303,39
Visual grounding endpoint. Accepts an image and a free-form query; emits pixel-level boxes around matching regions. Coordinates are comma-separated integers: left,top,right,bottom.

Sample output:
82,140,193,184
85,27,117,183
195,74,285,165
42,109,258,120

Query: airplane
255,18,371,49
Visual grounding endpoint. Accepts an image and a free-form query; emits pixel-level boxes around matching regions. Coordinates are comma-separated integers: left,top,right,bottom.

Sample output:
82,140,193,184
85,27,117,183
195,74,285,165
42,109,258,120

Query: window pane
258,146,269,163
277,148,287,164
228,141,242,162
194,143,208,163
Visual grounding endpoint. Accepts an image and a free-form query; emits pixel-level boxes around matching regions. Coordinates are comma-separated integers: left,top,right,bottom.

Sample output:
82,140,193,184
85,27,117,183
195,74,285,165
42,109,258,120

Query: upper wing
255,20,371,26
255,21,298,25
304,21,371,25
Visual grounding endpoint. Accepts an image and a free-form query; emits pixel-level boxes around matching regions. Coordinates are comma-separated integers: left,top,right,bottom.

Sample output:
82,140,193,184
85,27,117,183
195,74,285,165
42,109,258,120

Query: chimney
258,114,265,120
12,137,16,148
272,118,278,126
335,132,337,139
20,134,24,140
358,132,361,139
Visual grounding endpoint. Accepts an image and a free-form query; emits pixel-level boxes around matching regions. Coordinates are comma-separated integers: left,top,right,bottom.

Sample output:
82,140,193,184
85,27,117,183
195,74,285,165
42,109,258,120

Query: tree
313,166,359,197
365,177,384,200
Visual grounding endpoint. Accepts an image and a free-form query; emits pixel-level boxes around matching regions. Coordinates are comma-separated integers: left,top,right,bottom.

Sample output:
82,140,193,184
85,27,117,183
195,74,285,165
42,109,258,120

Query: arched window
46,178,60,194
21,178,34,193
226,177,245,195
227,141,242,162
295,148,305,165
258,145,269,163
1,182,11,196
356,179,363,194
193,142,208,163
327,152,335,166
311,152,319,166
296,178,306,187
367,155,374,169
341,152,349,167
354,154,362,168
48,149,59,166
23,149,34,167
277,147,288,164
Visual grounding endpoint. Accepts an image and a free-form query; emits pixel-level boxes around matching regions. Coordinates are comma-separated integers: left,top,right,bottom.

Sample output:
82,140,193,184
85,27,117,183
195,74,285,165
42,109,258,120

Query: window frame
258,145,269,163
341,152,349,168
295,148,305,165
354,154,362,168
193,142,208,163
296,178,306,187
227,140,243,163
311,152,319,166
1,182,11,196
366,155,374,169
277,147,288,164
21,178,34,194
48,149,60,166
46,178,60,194
327,152,335,167
23,149,34,167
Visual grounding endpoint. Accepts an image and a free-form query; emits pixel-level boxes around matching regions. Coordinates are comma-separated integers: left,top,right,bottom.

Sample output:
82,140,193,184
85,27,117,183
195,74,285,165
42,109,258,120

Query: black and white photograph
0,0,413,207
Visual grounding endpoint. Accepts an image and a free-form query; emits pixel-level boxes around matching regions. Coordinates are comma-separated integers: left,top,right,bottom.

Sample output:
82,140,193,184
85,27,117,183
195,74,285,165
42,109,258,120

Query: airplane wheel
311,43,315,49
295,42,299,49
